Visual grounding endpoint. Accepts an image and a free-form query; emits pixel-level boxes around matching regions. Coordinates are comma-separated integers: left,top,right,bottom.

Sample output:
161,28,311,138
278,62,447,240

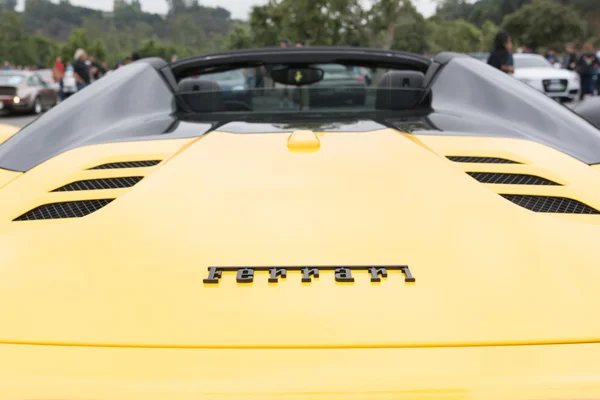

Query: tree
0,12,26,63
90,38,107,61
368,0,417,49
249,0,369,47
1,0,17,12
435,0,474,21
427,18,483,53
390,2,430,53
224,24,253,50
480,20,499,51
503,0,584,51
61,28,90,62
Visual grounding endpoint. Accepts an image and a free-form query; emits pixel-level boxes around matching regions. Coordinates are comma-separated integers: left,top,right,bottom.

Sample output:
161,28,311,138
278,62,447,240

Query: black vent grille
89,160,161,170
467,172,559,186
14,199,114,221
447,156,520,164
501,195,600,214
52,176,143,192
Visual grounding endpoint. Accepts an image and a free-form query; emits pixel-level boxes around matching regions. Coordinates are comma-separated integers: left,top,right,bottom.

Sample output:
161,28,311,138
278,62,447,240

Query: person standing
88,56,101,81
487,30,514,74
61,64,78,100
562,43,578,71
280,39,289,48
72,48,91,91
576,43,599,99
52,56,64,82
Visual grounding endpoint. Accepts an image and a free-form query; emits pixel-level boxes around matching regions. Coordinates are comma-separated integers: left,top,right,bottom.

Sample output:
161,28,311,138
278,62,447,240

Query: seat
178,78,225,113
375,71,425,110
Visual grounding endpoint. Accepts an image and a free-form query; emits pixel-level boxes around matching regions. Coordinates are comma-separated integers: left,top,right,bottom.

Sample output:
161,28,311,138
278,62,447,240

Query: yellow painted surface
1,129,600,396
2,343,600,398
0,123,19,145
0,167,20,189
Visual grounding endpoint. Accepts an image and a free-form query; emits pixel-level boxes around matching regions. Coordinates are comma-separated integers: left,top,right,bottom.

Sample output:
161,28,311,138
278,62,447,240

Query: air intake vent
89,160,161,170
14,199,114,221
501,195,600,214
467,172,559,186
52,177,143,192
447,156,520,164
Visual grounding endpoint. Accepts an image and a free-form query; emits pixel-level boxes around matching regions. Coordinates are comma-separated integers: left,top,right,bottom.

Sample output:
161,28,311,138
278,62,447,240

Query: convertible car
2,47,600,398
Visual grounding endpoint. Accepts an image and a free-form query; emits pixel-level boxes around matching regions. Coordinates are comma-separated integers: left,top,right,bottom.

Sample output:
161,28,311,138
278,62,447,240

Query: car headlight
232,85,245,91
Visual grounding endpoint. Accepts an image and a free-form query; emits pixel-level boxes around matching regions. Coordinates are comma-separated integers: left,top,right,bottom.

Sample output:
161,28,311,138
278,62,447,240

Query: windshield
202,70,244,81
37,70,52,78
176,63,427,115
514,56,552,69
0,75,24,85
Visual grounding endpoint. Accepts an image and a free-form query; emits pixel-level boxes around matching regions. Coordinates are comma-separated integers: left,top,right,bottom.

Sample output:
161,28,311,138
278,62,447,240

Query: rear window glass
176,63,426,114
0,75,24,85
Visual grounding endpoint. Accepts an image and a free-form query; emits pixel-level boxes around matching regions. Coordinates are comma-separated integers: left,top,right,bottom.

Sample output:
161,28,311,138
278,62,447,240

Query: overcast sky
16,0,438,20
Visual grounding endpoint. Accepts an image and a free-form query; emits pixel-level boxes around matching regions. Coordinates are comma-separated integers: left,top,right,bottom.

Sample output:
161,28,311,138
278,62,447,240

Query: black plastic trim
171,47,431,80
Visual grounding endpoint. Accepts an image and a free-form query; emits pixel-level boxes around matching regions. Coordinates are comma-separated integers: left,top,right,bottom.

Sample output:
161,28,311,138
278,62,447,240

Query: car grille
467,172,560,186
13,199,114,221
89,160,161,170
0,87,16,96
446,156,521,164
500,195,600,214
52,177,143,192
542,79,568,93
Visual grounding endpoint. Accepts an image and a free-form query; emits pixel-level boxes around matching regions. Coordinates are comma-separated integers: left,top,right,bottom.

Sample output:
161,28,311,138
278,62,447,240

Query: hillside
21,0,237,52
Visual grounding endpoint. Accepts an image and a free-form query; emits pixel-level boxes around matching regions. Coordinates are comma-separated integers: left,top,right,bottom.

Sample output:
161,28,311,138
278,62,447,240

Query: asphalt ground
0,110,41,128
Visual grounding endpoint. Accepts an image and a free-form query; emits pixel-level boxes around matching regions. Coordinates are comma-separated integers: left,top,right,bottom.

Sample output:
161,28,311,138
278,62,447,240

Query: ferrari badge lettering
203,266,415,284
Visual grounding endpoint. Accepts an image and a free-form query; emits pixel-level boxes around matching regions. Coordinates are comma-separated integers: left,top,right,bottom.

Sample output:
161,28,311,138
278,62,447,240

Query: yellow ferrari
1,48,600,399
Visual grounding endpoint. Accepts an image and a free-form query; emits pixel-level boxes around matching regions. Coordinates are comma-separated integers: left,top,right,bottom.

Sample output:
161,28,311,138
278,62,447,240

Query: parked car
310,63,367,107
513,54,580,102
36,69,61,95
468,52,490,62
0,71,58,114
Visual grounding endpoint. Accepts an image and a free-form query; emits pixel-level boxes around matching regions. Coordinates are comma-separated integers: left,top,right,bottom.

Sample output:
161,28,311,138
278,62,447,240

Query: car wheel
32,97,42,115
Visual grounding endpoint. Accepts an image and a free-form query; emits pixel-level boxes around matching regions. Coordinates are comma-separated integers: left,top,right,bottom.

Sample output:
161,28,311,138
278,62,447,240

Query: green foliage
249,0,368,47
90,39,107,61
60,28,90,62
503,0,584,50
224,25,253,50
427,18,484,53
390,2,430,53
480,20,499,51
0,0,17,12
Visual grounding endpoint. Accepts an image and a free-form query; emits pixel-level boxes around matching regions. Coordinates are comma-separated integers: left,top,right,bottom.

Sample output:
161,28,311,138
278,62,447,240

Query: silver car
0,71,59,115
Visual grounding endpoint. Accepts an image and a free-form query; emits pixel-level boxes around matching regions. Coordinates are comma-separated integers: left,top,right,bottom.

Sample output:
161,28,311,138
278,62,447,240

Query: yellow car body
1,127,600,398
0,123,19,145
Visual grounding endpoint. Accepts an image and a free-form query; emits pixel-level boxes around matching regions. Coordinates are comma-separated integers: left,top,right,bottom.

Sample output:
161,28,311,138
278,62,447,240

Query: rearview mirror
270,66,324,86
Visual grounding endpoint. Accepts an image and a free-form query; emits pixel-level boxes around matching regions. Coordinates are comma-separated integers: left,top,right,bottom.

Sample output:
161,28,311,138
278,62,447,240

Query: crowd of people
487,30,600,99
2,49,151,101
49,49,144,100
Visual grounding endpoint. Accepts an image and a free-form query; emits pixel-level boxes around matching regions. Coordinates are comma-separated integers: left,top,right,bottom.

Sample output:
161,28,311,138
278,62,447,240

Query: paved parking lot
0,111,40,128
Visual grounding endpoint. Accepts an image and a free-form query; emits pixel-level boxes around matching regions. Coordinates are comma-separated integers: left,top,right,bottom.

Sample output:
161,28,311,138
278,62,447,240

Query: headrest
375,71,426,110
178,78,224,113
